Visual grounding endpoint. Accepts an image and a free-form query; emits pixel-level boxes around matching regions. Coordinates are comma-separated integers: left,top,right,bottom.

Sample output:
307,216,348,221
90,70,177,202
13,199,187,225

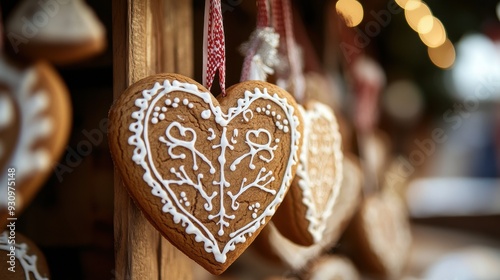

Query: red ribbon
272,0,305,102
256,0,270,28
240,0,271,81
203,0,226,95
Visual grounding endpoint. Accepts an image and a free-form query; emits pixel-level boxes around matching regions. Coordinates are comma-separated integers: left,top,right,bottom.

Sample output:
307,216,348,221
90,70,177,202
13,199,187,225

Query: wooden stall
112,0,194,278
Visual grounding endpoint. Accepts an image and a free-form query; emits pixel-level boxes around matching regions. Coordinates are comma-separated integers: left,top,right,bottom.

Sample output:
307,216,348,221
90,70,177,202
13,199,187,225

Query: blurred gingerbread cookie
341,190,412,279
6,0,106,64
0,56,71,229
304,256,360,280
273,100,344,246
253,155,362,270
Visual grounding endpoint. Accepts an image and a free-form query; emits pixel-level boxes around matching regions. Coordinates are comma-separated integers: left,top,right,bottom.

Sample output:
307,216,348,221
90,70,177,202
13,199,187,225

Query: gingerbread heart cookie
0,56,71,229
273,100,343,246
0,231,50,280
109,74,303,274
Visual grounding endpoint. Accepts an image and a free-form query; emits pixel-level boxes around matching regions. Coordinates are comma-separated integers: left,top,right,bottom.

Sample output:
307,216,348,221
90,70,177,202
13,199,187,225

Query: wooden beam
112,0,194,279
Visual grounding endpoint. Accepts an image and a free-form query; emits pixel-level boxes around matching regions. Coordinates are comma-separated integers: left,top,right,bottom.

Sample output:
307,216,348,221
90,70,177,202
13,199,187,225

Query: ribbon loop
203,0,226,95
272,0,305,103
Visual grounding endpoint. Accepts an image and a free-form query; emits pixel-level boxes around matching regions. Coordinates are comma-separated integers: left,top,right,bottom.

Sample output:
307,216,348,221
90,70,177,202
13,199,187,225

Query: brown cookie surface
273,100,343,246
109,73,303,274
0,231,50,280
0,57,71,229
342,191,412,279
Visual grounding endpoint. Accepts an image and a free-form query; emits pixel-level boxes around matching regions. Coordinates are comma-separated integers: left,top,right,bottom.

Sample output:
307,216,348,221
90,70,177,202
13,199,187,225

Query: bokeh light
419,18,446,47
396,0,415,8
405,1,432,32
417,15,434,34
428,38,455,69
336,0,364,27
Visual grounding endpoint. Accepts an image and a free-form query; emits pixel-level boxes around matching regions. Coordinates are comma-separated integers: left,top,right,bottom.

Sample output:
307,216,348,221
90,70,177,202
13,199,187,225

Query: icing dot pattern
152,97,195,124
248,202,261,219
254,103,289,132
179,191,191,207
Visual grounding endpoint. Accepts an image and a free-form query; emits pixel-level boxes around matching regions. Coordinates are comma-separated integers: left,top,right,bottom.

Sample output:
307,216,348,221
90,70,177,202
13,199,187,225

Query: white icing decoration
0,57,53,208
296,103,343,243
127,80,301,263
207,128,216,141
227,167,275,211
248,202,261,219
242,109,253,122
231,129,238,144
229,129,277,171
201,109,211,119
159,122,215,173
0,231,48,280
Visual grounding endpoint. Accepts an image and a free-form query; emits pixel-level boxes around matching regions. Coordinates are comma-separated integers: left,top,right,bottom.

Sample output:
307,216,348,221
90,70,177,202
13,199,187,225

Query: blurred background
1,0,499,279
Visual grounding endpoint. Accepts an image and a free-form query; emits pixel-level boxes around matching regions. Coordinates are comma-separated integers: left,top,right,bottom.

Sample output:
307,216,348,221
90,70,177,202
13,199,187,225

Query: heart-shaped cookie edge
273,100,343,246
0,60,71,230
109,73,303,274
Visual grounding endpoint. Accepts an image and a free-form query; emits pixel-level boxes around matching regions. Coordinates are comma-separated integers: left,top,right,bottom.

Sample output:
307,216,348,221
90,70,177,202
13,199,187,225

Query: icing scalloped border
296,102,343,243
127,79,301,263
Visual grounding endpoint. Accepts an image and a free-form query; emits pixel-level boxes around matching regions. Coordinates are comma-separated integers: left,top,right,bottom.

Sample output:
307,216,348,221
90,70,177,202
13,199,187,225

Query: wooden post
112,0,193,279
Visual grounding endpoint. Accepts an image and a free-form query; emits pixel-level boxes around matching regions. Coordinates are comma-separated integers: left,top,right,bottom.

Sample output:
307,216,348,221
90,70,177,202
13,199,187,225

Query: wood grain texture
112,0,194,279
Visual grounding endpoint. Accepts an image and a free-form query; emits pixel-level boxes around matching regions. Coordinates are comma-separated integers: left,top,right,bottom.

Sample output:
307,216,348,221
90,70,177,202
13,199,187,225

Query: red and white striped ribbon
272,0,305,103
256,0,270,28
202,0,226,95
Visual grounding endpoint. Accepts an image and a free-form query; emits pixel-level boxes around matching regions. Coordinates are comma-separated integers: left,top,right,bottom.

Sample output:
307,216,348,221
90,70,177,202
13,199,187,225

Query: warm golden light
405,1,432,32
419,18,446,47
396,0,415,8
404,0,422,10
417,15,434,34
336,0,364,27
428,38,455,69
